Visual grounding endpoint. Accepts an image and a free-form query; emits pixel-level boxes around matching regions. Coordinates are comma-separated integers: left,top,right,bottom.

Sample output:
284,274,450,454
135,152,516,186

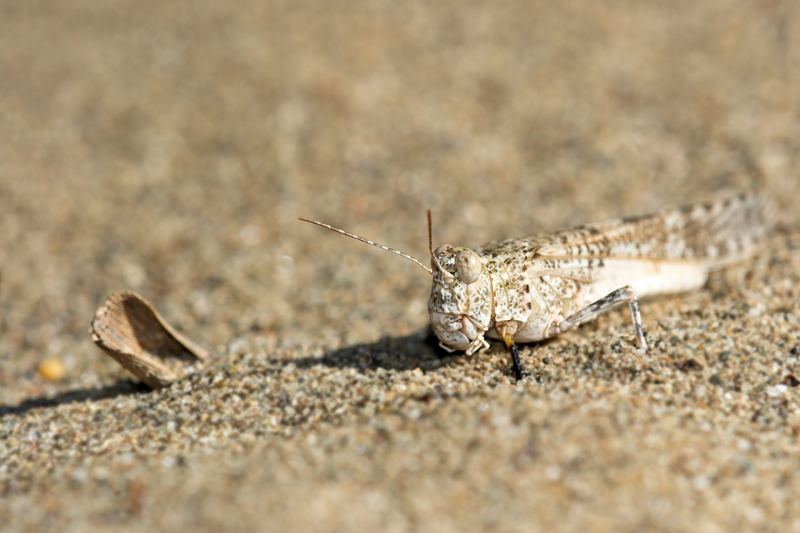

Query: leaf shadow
0,379,150,418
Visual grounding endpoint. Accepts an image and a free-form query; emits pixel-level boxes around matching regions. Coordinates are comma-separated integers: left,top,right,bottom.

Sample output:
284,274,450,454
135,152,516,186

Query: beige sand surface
1,1,800,531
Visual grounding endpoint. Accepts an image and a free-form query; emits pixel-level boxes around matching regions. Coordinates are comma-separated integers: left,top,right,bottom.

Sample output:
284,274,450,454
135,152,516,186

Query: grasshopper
300,193,774,380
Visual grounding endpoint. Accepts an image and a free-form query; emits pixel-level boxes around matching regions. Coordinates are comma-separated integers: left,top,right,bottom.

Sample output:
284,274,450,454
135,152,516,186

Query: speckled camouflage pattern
428,245,493,355
427,194,775,354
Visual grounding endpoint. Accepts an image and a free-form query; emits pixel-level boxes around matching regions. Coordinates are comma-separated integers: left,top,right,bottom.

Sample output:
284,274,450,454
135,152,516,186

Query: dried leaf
91,291,208,389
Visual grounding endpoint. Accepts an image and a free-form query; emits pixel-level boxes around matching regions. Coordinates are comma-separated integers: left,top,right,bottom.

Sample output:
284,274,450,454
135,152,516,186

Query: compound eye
455,249,481,284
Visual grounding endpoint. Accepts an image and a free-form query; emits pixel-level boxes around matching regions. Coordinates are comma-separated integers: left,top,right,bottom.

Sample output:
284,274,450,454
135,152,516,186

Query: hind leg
555,285,648,351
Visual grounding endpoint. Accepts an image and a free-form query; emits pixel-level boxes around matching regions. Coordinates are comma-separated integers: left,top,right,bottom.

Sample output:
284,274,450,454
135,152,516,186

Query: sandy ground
2,0,800,531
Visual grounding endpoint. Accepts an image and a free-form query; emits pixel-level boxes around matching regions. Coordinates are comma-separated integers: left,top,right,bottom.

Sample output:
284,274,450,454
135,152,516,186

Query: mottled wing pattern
535,193,775,263
477,194,775,282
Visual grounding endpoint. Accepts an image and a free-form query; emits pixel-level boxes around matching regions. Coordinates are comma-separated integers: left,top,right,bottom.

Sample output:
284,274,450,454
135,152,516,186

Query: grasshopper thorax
428,245,492,354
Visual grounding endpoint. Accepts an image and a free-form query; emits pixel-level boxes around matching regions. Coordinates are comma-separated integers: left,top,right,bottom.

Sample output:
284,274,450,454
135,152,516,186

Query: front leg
464,335,490,356
554,285,648,351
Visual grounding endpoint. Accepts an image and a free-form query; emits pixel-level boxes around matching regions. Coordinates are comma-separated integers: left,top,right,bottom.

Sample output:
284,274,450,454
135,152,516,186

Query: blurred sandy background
1,0,800,531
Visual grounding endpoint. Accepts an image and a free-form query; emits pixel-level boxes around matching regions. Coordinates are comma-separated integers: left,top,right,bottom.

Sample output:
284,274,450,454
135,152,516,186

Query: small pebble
37,359,66,381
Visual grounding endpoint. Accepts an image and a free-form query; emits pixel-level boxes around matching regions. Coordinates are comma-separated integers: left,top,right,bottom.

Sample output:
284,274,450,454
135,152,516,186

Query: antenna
428,209,434,256
299,217,433,275
427,210,451,280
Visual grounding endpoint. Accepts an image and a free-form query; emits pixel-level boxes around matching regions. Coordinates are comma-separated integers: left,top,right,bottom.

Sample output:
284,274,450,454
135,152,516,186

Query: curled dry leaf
91,291,208,389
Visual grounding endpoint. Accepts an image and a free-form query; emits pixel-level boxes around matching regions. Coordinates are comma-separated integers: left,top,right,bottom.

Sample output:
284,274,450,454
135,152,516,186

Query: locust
300,193,774,380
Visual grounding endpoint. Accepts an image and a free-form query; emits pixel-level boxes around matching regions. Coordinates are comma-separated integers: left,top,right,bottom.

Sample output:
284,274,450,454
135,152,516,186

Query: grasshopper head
299,211,492,355
427,245,492,355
